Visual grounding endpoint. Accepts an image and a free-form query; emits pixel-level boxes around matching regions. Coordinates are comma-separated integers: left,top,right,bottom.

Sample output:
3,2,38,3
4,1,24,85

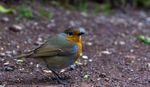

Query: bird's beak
79,27,86,35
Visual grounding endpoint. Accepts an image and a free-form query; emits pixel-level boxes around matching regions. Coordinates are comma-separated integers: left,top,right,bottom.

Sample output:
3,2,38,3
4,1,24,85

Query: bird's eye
68,32,73,36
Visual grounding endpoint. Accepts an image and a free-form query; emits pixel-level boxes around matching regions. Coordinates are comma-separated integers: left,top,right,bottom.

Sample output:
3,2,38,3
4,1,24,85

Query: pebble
0,53,6,57
86,42,93,46
5,51,12,57
83,60,88,65
0,58,4,61
30,62,33,65
81,12,88,17
97,78,101,80
19,68,25,71
128,78,132,80
16,59,24,64
83,74,90,79
43,70,52,73
119,41,125,45
101,50,112,55
60,69,65,73
4,61,10,65
145,17,150,22
147,63,150,68
3,61,15,71
130,49,134,53
99,73,106,78
36,64,39,68
88,59,93,62
70,64,77,70
47,23,56,28
1,17,9,22
4,65,14,71
9,24,23,32
82,55,88,59
12,50,17,55
34,37,43,45
16,45,20,49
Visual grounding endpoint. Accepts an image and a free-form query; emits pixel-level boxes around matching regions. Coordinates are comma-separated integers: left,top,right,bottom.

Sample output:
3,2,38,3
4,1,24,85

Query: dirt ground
0,1,150,87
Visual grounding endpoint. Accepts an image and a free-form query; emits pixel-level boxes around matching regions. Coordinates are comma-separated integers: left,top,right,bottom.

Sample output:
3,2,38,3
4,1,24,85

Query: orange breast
66,35,83,60
76,42,82,60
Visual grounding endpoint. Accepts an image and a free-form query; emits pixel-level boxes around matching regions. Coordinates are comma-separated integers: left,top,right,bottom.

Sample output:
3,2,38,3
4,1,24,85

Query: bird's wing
31,34,77,58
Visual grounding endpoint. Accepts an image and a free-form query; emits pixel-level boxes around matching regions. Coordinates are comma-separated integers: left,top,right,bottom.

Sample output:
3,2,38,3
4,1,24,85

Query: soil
0,1,150,87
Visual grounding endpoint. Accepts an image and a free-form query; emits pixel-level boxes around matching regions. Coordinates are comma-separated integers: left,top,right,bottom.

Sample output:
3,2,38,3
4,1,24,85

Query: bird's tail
15,52,33,59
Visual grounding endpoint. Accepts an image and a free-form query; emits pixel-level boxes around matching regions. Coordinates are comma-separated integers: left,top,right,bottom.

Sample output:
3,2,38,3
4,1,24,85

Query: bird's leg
51,69,68,85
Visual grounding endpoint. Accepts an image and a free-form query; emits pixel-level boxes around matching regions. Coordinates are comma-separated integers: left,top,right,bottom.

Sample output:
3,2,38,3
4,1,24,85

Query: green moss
17,4,33,18
38,7,53,19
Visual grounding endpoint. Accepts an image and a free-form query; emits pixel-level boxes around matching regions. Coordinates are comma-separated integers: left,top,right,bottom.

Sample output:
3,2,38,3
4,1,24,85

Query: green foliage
94,3,111,14
137,35,150,43
0,5,14,13
38,7,53,19
17,4,33,18
76,0,88,12
138,0,150,8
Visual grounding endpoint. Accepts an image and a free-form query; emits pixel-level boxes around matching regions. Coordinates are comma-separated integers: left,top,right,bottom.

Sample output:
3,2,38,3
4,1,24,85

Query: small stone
4,65,14,71
4,61,10,65
16,45,20,49
83,60,88,65
60,69,65,73
119,41,125,45
86,42,93,46
104,78,109,82
83,74,90,80
0,47,4,51
12,50,17,55
5,51,12,57
47,23,56,28
69,21,75,26
5,51,12,54
1,17,9,22
0,58,4,61
81,12,88,17
30,72,33,75
30,62,33,65
38,37,42,41
34,37,43,45
16,59,24,64
145,17,150,22
70,64,77,70
36,64,39,68
130,49,134,53
101,50,112,55
33,22,38,26
88,59,93,62
0,84,6,87
128,78,132,80
9,24,23,32
82,55,88,59
114,41,118,45
43,70,52,73
147,63,150,67
0,53,6,57
99,73,106,78
97,78,101,80
19,68,25,71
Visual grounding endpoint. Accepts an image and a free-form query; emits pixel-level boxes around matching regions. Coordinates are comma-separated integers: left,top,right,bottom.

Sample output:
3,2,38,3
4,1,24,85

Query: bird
15,27,86,84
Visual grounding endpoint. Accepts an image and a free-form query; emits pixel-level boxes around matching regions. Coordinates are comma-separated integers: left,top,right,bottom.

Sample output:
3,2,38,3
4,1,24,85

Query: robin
16,27,86,84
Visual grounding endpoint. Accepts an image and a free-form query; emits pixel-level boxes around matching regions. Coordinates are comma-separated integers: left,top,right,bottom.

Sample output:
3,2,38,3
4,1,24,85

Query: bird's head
64,27,86,43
